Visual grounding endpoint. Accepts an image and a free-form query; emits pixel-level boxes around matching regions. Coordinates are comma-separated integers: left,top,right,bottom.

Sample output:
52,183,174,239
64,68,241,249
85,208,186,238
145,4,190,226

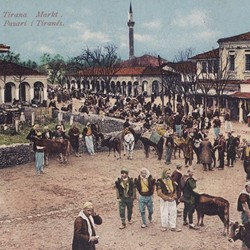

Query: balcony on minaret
0,44,10,53
127,20,135,27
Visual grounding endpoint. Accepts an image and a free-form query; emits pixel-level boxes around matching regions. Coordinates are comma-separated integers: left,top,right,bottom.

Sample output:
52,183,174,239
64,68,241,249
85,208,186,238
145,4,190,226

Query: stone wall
0,111,143,168
0,143,34,169
53,110,124,133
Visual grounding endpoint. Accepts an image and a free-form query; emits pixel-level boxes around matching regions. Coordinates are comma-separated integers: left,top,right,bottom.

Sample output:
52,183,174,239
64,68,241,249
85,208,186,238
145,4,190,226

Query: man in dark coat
72,202,102,250
200,137,213,171
181,168,199,230
68,123,80,157
226,132,236,167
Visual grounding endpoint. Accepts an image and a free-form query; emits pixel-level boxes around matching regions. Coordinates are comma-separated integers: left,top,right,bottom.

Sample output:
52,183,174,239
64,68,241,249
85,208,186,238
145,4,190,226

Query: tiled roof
218,32,250,43
79,65,175,77
121,54,167,67
0,61,43,76
166,61,196,74
189,48,219,60
116,67,146,76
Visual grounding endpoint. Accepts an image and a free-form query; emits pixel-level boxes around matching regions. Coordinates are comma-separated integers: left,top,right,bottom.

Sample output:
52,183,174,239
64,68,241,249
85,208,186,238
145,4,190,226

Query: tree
76,43,122,94
39,53,66,85
167,48,197,114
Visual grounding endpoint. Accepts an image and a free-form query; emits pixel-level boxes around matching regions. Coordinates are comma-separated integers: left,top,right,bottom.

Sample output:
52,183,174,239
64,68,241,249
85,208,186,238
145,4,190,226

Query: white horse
123,132,135,160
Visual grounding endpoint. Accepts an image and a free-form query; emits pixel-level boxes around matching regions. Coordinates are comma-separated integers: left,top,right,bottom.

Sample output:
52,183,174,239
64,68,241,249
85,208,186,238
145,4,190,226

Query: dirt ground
1,116,250,249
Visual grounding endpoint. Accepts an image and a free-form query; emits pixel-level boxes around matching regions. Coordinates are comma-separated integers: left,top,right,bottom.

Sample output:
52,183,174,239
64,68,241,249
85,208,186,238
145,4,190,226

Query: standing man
83,122,95,156
42,126,53,139
171,164,183,213
72,201,102,250
68,123,80,157
224,110,233,133
241,141,250,180
181,168,199,229
237,181,250,224
212,116,221,139
156,168,180,232
183,133,194,168
216,133,226,170
200,137,213,171
115,167,136,229
26,124,45,175
164,131,174,165
226,132,236,167
134,168,155,228
174,112,182,137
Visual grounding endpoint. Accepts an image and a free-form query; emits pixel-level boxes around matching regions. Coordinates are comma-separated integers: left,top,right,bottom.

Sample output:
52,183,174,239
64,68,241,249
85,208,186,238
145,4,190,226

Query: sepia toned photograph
1,0,250,249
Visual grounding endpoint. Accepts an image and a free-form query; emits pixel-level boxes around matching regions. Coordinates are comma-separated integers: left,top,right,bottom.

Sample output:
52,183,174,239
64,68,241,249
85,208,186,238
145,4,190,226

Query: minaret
127,2,135,59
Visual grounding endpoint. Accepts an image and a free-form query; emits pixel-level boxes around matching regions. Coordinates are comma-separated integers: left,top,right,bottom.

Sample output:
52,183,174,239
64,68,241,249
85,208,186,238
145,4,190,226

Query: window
208,61,213,73
201,61,207,73
246,54,250,71
229,55,235,71
214,60,219,73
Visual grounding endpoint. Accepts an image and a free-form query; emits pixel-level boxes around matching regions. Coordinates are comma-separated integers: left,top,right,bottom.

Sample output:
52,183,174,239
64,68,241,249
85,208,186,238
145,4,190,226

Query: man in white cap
237,181,250,224
72,201,102,250
134,168,155,228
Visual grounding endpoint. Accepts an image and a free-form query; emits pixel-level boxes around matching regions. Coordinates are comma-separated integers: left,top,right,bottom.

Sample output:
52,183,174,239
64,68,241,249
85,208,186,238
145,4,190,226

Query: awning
229,92,250,99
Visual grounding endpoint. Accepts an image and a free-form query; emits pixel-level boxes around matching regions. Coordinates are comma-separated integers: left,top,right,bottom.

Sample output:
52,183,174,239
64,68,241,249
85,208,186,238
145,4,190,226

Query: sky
1,0,250,63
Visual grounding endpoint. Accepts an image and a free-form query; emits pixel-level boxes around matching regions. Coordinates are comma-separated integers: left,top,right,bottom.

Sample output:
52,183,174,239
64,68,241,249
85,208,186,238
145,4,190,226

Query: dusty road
0,121,250,250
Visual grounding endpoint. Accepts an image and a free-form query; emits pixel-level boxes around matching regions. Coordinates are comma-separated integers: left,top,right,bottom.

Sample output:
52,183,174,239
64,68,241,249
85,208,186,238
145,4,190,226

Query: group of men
114,165,199,232
27,122,96,175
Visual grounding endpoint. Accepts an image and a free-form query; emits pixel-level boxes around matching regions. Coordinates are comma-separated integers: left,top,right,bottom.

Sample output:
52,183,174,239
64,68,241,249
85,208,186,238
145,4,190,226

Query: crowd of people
28,89,250,248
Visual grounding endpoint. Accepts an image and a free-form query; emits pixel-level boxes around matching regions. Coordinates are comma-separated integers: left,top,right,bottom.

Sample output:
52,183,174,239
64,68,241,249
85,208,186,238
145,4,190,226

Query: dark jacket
134,175,155,196
181,176,197,204
115,177,135,199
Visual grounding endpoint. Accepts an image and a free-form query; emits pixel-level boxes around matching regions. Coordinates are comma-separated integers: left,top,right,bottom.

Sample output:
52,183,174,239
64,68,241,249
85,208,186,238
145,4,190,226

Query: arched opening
116,81,121,94
4,82,15,103
110,81,116,94
128,81,132,96
152,81,159,96
122,81,126,96
33,82,44,104
142,81,148,96
19,82,30,102
133,81,139,97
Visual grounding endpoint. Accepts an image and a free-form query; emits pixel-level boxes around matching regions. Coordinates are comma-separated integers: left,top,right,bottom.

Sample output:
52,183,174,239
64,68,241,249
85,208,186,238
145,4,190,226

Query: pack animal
173,137,185,158
130,128,164,160
194,192,230,235
228,221,250,249
101,136,121,159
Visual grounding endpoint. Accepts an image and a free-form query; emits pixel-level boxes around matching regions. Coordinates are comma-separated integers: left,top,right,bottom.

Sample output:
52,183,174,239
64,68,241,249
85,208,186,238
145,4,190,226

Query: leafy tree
39,53,66,85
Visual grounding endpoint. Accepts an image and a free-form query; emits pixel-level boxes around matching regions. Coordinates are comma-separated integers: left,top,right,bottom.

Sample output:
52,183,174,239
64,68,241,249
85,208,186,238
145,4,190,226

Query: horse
101,136,122,159
123,132,135,160
130,128,164,160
